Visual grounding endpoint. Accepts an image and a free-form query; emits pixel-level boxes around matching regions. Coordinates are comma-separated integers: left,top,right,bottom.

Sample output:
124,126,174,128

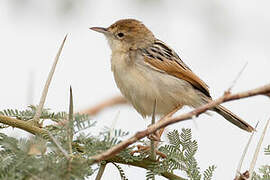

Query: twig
48,132,69,159
33,35,68,124
95,162,107,180
79,96,127,116
150,100,157,161
0,115,46,135
88,83,270,163
235,122,259,179
248,117,270,179
228,62,248,92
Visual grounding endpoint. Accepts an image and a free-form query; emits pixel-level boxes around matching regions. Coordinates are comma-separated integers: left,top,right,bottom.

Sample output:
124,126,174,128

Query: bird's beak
90,27,108,34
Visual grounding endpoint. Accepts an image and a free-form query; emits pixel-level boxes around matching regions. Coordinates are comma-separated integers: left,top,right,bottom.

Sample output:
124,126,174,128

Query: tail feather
214,105,254,132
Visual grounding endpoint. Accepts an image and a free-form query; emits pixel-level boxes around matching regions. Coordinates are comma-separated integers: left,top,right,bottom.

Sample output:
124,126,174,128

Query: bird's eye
117,32,124,38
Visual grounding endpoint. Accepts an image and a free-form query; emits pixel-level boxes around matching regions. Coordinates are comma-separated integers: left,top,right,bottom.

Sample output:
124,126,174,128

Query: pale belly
112,62,204,117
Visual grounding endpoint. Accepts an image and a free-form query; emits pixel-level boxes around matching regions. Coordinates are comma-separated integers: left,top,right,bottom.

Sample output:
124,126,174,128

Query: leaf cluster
0,110,98,180
145,128,216,180
3,106,268,180
0,105,217,180
0,105,66,123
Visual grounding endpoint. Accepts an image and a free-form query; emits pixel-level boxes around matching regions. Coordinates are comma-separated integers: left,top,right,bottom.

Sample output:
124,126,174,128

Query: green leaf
112,163,128,180
203,165,216,180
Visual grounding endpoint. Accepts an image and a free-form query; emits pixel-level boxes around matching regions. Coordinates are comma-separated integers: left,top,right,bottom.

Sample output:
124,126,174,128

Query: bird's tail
213,105,254,132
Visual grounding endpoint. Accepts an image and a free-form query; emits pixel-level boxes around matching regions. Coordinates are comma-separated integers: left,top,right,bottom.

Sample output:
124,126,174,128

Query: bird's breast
110,51,203,117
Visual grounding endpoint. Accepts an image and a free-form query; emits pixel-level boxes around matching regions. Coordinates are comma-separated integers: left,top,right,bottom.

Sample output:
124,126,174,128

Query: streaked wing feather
142,40,211,97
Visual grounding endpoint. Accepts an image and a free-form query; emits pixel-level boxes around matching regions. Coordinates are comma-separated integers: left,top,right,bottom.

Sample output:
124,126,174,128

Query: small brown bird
90,19,254,132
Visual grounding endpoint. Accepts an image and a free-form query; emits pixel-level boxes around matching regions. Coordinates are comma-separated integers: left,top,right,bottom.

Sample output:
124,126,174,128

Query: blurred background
0,0,270,179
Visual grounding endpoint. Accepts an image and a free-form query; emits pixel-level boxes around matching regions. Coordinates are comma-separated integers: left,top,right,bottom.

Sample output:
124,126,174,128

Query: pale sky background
0,0,270,179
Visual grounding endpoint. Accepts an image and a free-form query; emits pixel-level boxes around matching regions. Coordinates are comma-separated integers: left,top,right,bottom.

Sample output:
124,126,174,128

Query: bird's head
90,19,155,52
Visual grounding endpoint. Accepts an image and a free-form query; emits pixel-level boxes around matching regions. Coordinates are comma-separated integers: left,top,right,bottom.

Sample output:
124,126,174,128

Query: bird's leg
152,105,182,142
131,105,182,158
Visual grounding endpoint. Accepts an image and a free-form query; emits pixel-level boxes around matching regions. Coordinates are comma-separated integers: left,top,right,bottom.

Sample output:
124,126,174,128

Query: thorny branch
88,83,270,163
0,83,269,180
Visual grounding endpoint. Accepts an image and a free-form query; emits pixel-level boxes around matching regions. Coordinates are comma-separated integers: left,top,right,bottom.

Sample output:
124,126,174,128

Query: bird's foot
147,130,161,142
130,144,167,159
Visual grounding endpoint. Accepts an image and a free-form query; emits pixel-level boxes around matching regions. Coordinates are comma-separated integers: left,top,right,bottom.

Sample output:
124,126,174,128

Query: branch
79,95,127,116
0,115,46,135
95,162,107,180
89,83,270,163
107,157,186,180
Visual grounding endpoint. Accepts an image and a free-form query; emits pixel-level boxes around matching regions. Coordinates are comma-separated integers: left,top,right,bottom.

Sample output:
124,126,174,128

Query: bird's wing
141,39,211,97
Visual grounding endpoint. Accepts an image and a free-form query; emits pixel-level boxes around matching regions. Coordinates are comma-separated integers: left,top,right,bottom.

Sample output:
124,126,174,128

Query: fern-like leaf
167,130,182,148
203,165,216,180
112,163,128,180
146,170,155,180
265,145,270,155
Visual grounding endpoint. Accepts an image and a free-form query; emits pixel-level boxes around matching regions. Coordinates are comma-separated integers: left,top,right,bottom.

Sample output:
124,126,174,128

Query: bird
90,19,254,133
